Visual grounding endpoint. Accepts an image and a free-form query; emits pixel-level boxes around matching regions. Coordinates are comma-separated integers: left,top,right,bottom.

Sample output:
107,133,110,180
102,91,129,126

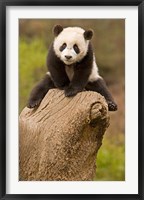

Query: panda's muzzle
65,55,72,60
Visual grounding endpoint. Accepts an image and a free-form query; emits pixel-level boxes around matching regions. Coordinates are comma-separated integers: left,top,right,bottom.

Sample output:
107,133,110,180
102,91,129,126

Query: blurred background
19,19,125,181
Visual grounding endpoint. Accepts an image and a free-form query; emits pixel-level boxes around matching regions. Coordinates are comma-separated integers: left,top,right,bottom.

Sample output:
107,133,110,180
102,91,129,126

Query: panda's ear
53,25,63,36
84,29,93,40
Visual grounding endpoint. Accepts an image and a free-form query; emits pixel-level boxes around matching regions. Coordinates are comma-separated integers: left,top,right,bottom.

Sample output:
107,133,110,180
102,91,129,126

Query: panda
27,25,117,111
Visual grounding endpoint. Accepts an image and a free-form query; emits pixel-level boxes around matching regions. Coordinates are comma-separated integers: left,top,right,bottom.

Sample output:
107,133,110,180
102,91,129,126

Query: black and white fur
27,25,117,111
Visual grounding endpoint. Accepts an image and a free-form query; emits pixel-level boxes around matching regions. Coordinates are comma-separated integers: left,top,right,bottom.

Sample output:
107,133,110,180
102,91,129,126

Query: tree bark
19,89,110,181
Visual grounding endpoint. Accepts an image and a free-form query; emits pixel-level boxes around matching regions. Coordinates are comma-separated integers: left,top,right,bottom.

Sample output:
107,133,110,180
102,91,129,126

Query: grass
95,134,125,181
19,38,47,111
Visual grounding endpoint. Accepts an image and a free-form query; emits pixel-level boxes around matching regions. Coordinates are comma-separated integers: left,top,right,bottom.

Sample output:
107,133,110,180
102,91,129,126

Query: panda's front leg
65,68,89,97
53,79,70,90
64,84,83,97
49,66,70,90
85,77,118,111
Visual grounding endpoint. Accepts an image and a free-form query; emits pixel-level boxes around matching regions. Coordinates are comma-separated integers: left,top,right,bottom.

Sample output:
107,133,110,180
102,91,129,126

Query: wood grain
19,89,110,181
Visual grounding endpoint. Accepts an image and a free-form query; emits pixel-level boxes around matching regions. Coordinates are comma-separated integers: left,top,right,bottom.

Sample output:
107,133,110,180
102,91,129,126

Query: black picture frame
0,0,144,199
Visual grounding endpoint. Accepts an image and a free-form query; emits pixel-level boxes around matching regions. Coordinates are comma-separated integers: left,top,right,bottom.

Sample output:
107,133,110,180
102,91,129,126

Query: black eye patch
59,43,67,52
73,44,80,54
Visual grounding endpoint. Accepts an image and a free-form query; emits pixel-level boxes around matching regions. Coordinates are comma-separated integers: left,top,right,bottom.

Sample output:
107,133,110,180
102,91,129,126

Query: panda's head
53,25,93,65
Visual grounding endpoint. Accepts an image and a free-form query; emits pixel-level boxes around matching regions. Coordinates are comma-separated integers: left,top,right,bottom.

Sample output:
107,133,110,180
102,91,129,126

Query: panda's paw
27,98,41,109
55,84,65,90
54,81,70,90
107,101,118,111
64,86,79,97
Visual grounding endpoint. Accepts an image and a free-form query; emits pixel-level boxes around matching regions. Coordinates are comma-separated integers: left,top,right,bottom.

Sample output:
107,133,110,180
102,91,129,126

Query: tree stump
19,89,110,181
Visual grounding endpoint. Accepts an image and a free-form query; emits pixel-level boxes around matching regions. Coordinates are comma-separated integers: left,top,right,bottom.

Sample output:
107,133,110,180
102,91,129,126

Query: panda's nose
65,55,72,60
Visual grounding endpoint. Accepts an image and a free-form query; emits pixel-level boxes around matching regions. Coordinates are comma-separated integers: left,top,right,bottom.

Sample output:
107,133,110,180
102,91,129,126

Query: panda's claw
27,99,41,109
64,87,79,97
107,101,118,111
65,90,78,97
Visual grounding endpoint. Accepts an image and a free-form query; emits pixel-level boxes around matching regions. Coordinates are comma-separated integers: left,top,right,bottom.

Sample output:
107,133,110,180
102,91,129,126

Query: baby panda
27,25,117,111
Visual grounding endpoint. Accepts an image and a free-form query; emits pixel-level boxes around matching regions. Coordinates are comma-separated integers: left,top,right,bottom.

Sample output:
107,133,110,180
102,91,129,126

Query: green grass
95,135,125,181
19,38,47,111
